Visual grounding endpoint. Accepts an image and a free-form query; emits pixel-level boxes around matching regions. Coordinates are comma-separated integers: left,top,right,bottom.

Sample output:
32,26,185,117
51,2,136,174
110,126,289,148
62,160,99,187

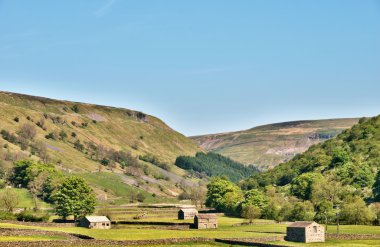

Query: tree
189,185,207,208
289,201,315,221
206,177,243,214
241,189,268,211
340,196,374,225
0,189,19,213
241,204,261,223
373,171,380,202
136,192,146,202
54,176,96,220
290,173,323,200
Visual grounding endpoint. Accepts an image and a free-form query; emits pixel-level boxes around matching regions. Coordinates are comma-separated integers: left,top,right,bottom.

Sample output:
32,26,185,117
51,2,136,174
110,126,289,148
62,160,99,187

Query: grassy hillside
191,118,359,170
0,91,200,202
250,115,380,195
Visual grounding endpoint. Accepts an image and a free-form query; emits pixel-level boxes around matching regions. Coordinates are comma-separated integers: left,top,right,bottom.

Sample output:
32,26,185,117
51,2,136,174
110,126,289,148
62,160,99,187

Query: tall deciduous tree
54,176,96,220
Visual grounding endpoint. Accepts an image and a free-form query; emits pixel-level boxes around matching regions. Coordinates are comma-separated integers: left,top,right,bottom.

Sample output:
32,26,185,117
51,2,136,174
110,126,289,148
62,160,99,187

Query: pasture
1,205,380,246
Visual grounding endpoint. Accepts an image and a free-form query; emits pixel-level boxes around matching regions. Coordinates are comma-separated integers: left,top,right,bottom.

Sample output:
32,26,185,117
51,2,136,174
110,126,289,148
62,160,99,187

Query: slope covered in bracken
0,91,200,202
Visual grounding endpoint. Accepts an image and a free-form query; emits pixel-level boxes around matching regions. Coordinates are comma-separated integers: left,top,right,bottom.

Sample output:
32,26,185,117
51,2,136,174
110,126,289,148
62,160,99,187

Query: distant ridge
191,118,359,170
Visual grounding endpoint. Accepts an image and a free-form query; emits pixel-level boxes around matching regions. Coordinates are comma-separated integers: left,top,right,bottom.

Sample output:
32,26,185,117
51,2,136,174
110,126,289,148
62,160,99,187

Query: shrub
71,104,80,113
74,140,84,151
136,193,146,202
45,132,56,140
71,132,77,138
13,117,19,122
0,211,16,220
59,130,67,140
16,211,49,222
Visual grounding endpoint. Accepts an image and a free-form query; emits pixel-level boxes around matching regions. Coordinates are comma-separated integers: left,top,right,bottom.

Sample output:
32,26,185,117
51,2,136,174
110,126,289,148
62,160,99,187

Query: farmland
1,206,380,247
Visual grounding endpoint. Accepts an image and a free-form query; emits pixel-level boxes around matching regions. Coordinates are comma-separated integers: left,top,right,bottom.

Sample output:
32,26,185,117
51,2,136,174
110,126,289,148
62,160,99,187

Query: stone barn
178,208,198,220
79,216,111,229
194,214,217,229
286,221,325,243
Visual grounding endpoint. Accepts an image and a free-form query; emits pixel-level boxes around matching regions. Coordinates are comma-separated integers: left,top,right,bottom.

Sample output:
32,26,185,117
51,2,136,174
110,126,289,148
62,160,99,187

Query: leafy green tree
241,189,268,211
289,201,315,221
340,196,374,225
241,204,261,223
206,177,243,214
290,173,323,200
54,176,96,220
373,171,380,202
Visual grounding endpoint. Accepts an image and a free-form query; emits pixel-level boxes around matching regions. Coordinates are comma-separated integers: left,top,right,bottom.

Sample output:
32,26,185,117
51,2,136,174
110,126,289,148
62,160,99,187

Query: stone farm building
178,208,198,220
79,216,111,229
286,221,325,243
194,214,217,229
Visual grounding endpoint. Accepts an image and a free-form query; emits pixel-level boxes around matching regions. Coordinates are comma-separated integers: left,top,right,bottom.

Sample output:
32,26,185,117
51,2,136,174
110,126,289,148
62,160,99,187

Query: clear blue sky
1,0,379,136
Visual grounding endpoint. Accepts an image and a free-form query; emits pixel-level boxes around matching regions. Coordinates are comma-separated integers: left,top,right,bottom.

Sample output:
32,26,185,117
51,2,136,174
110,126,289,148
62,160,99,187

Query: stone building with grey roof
286,221,325,243
194,214,217,229
178,208,198,220
79,216,111,229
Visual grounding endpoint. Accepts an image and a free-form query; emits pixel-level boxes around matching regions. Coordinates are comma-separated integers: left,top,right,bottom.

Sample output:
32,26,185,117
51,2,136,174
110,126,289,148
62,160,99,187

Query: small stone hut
178,208,198,220
194,214,217,229
286,221,325,243
79,216,111,229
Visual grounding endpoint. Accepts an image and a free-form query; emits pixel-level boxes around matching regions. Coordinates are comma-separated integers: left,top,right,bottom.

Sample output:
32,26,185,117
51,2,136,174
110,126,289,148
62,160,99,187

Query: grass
0,188,51,209
1,215,380,246
272,239,380,246
0,91,200,204
66,242,230,247
0,235,66,242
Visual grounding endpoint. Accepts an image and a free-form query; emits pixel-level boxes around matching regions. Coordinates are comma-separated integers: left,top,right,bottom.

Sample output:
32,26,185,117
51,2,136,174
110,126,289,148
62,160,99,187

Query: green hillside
247,115,380,199
0,91,200,202
191,118,359,170
206,115,380,225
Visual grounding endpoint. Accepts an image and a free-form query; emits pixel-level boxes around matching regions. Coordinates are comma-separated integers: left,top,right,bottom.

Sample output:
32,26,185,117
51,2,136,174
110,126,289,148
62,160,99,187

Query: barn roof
84,216,110,223
179,208,198,213
288,221,315,228
196,214,217,219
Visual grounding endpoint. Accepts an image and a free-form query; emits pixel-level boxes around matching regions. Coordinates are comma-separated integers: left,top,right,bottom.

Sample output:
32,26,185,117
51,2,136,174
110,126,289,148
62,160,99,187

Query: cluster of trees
206,116,380,225
3,160,96,221
175,152,258,183
207,176,377,224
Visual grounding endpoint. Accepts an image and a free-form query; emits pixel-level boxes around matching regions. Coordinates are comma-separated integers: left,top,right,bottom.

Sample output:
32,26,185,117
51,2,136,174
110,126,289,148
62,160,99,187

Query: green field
1,215,380,246
0,188,51,209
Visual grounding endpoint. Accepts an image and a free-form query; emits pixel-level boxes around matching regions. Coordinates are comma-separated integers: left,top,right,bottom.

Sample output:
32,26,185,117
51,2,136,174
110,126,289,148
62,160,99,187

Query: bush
45,132,56,140
16,211,49,222
0,211,16,220
136,193,146,202
13,117,19,122
71,104,80,113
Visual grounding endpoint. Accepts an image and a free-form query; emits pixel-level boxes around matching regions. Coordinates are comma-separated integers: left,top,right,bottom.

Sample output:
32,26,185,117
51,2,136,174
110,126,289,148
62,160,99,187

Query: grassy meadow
1,213,380,246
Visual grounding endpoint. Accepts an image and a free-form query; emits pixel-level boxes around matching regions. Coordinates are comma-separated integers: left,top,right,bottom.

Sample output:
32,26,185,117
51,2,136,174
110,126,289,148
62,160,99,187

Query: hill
0,91,200,202
191,118,359,170
247,115,380,198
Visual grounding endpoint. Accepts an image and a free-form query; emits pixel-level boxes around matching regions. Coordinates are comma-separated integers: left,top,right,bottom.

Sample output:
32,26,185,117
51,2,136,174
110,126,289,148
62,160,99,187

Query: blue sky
0,0,379,136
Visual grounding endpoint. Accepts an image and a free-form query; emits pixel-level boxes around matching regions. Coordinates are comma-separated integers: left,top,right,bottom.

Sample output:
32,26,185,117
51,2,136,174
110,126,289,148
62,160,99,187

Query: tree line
175,152,258,182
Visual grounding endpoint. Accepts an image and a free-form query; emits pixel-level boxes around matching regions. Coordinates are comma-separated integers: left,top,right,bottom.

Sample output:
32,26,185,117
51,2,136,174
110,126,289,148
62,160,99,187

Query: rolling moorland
0,91,202,202
191,118,359,170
